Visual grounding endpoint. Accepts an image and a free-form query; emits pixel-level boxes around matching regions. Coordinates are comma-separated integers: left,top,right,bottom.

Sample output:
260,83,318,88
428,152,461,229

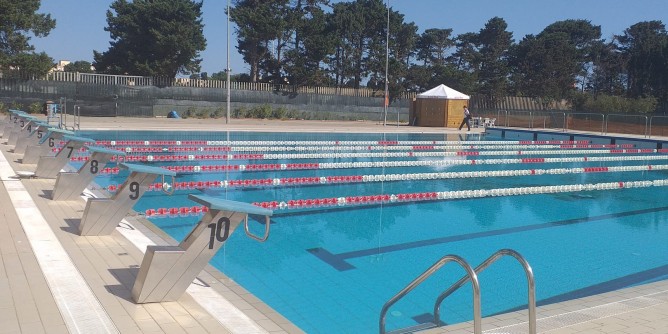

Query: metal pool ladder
379,249,536,334
54,98,81,131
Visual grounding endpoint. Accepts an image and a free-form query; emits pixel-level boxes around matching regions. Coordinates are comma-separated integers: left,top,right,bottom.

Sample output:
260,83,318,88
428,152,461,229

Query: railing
72,105,80,131
566,113,605,134
532,111,566,131
379,255,481,334
605,114,649,138
45,71,417,100
502,110,565,131
433,249,536,334
484,111,668,139
58,96,67,130
379,249,535,334
649,116,668,138
506,110,532,128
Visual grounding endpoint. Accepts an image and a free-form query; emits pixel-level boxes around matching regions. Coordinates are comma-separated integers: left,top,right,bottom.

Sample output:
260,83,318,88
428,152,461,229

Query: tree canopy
93,0,206,77
616,21,668,100
225,0,668,108
0,0,55,77
64,60,93,73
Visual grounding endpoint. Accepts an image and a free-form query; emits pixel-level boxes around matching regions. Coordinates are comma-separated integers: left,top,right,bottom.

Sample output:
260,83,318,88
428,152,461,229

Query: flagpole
383,0,389,126
226,0,231,124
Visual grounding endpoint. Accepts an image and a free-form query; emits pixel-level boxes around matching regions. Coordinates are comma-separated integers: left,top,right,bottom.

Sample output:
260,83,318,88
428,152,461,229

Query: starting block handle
122,163,176,195
188,194,273,216
188,194,273,242
244,215,271,242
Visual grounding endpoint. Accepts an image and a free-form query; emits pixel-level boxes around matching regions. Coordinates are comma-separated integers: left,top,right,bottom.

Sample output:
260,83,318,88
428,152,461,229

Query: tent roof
417,84,470,100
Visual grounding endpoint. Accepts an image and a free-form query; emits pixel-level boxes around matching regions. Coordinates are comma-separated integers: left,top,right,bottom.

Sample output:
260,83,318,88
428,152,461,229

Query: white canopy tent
410,84,471,127
416,84,470,100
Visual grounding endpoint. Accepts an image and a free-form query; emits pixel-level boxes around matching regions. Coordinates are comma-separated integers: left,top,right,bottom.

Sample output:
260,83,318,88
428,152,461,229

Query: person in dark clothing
458,105,472,131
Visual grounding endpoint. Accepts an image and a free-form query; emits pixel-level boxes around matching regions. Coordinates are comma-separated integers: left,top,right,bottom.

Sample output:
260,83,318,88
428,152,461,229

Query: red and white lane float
101,163,668,193
93,143,635,154
142,178,668,217
72,148,667,163
97,139,594,147
87,155,668,175
144,205,209,218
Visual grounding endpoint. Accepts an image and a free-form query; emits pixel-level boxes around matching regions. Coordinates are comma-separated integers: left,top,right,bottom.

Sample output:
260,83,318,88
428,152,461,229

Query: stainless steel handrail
433,249,536,334
561,112,567,131
59,97,67,130
379,255,481,334
73,105,81,130
496,110,508,127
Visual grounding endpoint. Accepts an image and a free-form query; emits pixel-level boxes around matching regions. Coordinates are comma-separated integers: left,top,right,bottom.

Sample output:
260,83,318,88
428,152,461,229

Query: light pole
226,0,231,124
383,0,389,126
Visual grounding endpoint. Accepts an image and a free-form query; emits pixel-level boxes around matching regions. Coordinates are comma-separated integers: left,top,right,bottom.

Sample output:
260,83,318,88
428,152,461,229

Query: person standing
458,105,472,131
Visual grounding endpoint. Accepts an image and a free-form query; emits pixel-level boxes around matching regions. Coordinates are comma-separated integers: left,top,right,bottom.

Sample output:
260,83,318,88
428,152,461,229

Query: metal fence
474,110,668,138
0,75,410,119
4,72,668,135
46,71,417,99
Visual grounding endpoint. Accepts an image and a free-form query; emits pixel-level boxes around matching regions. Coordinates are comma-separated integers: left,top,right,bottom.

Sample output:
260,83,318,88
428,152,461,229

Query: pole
383,0,389,126
226,0,231,124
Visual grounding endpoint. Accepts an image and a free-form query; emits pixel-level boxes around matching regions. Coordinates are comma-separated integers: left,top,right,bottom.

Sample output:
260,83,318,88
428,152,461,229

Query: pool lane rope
91,155,668,175
101,163,668,193
92,143,634,154
72,148,666,163
142,178,668,217
55,142,636,158
96,139,593,147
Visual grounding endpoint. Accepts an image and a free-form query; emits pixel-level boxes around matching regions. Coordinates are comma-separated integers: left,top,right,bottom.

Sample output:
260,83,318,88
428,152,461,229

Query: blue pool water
77,130,668,333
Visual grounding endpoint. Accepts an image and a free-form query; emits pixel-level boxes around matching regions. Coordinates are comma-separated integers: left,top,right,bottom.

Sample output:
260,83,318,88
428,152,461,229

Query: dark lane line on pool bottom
308,206,668,271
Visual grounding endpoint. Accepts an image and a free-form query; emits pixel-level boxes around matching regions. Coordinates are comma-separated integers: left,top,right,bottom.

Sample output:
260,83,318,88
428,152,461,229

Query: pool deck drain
2,116,668,333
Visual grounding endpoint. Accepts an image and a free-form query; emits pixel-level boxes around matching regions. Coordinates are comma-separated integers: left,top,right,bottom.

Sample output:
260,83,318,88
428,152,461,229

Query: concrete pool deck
1,115,668,333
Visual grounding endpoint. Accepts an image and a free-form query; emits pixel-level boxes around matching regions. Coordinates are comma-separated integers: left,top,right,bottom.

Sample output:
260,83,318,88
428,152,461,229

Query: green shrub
195,109,208,118
632,96,659,114
302,111,315,120
10,101,24,111
575,93,658,114
571,92,589,111
234,106,248,118
286,109,298,119
212,106,224,118
272,106,287,120
184,107,197,119
251,104,272,119
28,102,42,114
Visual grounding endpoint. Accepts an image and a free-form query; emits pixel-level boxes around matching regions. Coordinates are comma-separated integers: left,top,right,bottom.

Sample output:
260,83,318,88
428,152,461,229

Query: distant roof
417,84,470,100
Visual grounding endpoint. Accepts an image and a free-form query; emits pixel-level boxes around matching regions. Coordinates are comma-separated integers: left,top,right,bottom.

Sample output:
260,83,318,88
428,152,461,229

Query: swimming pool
76,130,668,333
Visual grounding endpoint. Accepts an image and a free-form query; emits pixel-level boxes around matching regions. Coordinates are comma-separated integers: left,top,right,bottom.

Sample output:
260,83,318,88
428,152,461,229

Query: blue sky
33,0,668,76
